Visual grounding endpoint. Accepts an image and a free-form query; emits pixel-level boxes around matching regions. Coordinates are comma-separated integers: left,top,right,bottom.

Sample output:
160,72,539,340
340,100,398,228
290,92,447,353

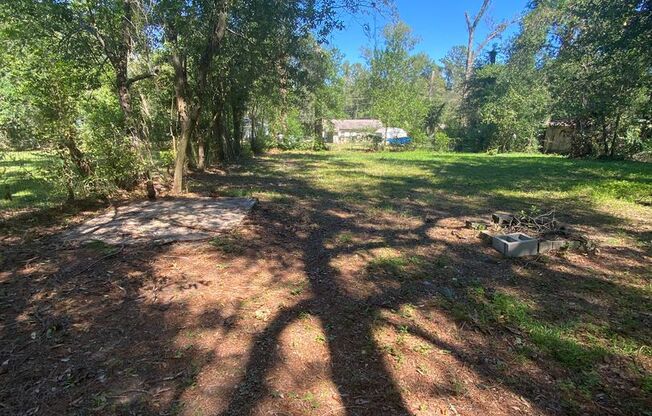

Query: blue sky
328,0,529,64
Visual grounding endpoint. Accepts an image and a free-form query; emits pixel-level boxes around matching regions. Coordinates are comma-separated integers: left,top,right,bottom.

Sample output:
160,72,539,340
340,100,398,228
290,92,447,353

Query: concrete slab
62,197,257,245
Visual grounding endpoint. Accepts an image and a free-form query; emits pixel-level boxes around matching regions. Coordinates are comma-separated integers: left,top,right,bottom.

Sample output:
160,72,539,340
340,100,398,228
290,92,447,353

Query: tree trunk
464,28,475,86
170,51,197,194
64,135,92,177
601,120,609,155
232,105,243,160
211,107,226,163
610,113,621,158
168,1,228,192
172,111,196,194
197,134,206,171
250,110,259,154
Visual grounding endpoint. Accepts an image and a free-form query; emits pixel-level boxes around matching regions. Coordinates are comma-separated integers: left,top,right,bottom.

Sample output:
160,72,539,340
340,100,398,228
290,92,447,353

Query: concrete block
492,233,538,257
538,239,569,253
492,212,515,226
479,230,494,244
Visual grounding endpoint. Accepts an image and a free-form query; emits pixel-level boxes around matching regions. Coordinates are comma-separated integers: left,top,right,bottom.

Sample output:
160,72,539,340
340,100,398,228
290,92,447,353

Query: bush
464,65,549,153
250,130,267,155
156,150,175,171
275,134,303,150
432,131,453,152
632,151,652,163
78,86,142,190
40,149,101,201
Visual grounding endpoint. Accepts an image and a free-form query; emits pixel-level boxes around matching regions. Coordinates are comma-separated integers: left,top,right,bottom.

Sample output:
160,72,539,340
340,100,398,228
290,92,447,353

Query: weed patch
459,289,608,371
209,234,245,254
367,255,430,280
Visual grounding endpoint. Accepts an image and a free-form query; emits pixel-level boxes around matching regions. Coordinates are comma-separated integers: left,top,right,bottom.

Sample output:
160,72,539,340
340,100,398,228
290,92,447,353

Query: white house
323,119,383,144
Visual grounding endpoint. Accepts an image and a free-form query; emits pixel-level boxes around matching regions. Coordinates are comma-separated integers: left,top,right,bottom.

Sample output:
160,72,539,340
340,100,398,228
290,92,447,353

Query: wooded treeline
0,0,650,200
330,0,651,156
0,0,387,197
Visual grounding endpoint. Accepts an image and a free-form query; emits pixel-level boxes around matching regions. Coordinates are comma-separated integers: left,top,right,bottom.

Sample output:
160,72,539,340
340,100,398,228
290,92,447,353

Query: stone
492,233,538,257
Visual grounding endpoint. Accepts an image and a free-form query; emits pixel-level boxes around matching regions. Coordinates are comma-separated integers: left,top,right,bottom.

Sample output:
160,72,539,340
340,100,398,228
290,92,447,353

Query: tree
463,0,513,90
157,0,390,192
544,0,652,156
441,46,467,92
341,62,372,119
464,62,550,152
366,22,431,139
79,0,159,197
0,1,98,198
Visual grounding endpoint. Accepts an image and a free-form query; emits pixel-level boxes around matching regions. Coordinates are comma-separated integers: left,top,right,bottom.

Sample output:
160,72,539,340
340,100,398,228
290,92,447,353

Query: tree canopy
0,0,650,200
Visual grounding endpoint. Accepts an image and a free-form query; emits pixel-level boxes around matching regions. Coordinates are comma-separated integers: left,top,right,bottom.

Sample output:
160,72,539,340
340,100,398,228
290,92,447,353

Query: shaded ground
1,151,651,415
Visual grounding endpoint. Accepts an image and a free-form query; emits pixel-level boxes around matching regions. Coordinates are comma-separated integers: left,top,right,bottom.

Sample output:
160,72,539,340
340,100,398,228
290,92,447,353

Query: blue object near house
387,137,412,146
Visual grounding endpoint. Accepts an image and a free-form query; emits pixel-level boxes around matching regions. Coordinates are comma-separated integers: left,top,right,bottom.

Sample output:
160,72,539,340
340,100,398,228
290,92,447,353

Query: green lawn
4,149,652,241
222,150,651,246
0,150,60,211
269,150,652,206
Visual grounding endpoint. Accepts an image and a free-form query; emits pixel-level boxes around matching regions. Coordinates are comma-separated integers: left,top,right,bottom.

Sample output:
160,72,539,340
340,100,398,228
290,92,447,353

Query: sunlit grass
267,150,652,229
4,149,652,219
0,150,57,210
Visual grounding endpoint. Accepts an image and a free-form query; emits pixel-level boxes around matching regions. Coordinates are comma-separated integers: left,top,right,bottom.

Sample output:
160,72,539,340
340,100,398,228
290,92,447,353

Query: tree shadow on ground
196,153,651,415
1,152,650,415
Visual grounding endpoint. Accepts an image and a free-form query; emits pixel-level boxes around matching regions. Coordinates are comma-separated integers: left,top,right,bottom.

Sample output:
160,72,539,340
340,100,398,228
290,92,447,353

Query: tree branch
126,69,159,87
475,20,509,55
472,0,491,30
226,27,253,44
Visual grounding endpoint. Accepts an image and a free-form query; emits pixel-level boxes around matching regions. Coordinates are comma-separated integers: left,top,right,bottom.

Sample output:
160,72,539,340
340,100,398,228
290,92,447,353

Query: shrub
78,86,142,190
432,131,453,152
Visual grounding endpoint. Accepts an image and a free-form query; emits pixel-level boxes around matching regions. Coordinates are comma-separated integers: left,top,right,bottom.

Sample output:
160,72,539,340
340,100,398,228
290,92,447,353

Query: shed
543,121,574,154
324,119,383,144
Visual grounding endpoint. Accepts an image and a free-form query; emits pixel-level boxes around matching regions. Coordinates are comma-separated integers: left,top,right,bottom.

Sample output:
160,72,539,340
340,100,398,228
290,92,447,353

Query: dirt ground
1,155,651,416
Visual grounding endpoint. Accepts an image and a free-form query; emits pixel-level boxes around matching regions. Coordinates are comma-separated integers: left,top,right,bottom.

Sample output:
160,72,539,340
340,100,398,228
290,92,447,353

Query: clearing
1,151,651,415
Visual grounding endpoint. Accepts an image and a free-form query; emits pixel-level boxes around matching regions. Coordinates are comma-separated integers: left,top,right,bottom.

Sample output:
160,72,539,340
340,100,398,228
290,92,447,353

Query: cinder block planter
492,233,538,257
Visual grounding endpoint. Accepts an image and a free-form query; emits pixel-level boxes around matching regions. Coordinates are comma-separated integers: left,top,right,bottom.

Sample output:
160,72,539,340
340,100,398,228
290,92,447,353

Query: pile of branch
489,209,597,253
492,210,562,235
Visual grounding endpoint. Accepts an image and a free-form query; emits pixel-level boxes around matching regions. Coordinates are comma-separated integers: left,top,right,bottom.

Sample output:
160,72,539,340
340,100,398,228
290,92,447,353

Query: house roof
330,119,383,131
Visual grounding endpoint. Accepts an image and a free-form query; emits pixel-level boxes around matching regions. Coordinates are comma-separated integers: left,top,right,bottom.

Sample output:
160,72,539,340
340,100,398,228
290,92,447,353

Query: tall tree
367,22,431,139
159,0,229,193
158,0,390,192
81,0,158,197
544,0,652,156
463,0,512,89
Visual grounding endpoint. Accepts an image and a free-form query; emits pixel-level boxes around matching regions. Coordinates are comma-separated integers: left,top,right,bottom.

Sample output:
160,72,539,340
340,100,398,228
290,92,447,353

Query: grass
461,288,612,371
262,150,652,230
366,255,431,280
209,234,245,254
83,239,120,255
0,150,60,210
5,149,652,220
